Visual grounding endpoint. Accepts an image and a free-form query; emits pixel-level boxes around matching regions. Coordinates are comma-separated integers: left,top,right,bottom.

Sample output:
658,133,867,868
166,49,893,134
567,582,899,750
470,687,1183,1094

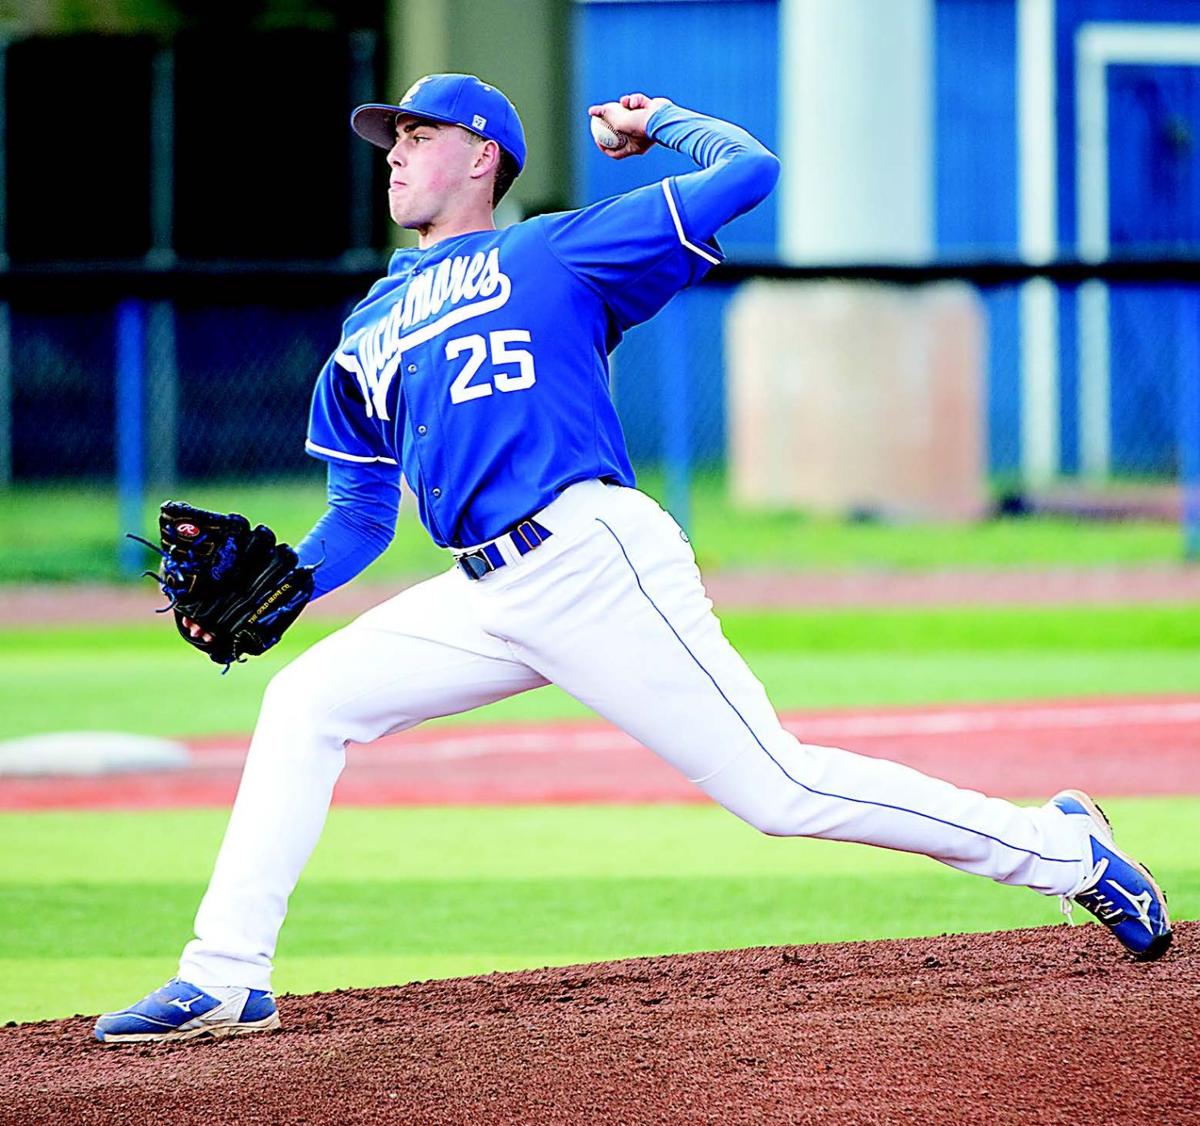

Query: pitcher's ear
471,138,502,181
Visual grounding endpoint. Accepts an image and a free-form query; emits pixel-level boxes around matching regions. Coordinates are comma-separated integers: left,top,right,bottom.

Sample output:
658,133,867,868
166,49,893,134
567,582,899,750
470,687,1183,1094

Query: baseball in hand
590,115,628,152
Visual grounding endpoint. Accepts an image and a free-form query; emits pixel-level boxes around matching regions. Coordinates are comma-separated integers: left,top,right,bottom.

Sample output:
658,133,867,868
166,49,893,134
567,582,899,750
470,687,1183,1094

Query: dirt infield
2,923,1195,1125
6,696,1199,810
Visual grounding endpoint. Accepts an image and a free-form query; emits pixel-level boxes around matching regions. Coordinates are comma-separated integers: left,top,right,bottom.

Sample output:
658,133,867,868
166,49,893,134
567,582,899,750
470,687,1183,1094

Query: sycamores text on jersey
335,247,513,421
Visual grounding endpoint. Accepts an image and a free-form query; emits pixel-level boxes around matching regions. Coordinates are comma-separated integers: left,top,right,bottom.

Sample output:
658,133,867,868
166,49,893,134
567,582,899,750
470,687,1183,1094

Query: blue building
574,0,1200,484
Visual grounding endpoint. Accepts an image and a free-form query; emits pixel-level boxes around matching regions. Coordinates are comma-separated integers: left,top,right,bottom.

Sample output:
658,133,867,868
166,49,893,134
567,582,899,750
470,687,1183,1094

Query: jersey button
417,425,428,435
431,487,442,498
407,363,418,374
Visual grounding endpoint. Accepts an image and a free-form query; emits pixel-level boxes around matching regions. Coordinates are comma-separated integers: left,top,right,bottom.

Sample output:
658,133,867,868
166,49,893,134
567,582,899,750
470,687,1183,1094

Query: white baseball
590,115,628,152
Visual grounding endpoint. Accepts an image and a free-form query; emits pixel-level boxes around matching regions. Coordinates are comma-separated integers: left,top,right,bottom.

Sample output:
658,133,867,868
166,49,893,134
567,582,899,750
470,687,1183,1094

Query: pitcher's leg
491,490,1086,896
692,739,1085,893
179,570,546,989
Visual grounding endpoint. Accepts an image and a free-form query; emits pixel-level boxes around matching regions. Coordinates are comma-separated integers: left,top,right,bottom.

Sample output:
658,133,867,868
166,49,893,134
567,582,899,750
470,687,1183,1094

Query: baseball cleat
1050,789,1172,961
93,978,279,1045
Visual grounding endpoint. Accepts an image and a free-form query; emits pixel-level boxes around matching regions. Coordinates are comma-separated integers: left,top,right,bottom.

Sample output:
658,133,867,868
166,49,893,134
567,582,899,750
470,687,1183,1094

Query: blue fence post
660,293,691,534
1180,288,1200,562
116,299,147,577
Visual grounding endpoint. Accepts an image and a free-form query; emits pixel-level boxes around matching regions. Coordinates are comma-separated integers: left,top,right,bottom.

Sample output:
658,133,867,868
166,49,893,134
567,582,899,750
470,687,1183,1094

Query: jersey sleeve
305,353,398,467
538,179,725,330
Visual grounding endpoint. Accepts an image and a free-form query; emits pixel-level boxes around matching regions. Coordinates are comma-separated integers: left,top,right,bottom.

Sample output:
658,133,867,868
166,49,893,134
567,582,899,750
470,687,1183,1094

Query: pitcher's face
386,117,483,229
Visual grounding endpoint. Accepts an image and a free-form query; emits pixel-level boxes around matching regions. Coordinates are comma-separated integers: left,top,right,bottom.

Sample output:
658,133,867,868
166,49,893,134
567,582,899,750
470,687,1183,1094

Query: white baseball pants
180,480,1087,990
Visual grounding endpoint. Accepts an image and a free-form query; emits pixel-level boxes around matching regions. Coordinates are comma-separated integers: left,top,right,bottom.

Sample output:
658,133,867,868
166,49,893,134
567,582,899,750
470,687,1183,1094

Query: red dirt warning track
2,924,1196,1125
4,696,1198,809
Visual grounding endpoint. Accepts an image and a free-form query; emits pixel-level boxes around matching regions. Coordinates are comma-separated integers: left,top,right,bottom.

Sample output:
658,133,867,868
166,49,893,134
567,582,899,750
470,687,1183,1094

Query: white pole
1017,0,1059,487
1078,280,1111,478
1075,24,1112,479
778,0,933,264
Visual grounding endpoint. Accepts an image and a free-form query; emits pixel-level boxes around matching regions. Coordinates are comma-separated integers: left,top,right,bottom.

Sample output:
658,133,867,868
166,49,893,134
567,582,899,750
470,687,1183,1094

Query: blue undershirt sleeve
539,104,778,329
296,460,402,600
646,102,781,243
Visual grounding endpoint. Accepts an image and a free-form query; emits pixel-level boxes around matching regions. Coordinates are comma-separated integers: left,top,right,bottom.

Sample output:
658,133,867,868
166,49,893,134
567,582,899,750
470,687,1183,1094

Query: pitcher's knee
725,792,807,838
696,735,827,838
259,655,346,740
750,807,803,838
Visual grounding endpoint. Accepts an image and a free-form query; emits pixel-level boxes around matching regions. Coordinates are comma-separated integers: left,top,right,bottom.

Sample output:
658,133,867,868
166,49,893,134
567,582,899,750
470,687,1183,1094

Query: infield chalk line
399,702,1200,761
788,701,1200,738
190,699,1200,764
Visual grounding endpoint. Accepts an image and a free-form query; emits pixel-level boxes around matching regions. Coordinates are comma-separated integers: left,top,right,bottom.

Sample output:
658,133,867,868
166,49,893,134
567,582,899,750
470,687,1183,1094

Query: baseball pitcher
95,75,1171,1044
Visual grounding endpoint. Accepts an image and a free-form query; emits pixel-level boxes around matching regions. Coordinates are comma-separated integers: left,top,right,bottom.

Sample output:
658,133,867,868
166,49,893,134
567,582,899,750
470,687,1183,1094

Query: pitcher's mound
3,923,1196,1125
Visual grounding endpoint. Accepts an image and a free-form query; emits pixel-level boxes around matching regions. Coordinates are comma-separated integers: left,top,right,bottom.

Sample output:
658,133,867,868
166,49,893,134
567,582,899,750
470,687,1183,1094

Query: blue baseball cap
350,73,527,173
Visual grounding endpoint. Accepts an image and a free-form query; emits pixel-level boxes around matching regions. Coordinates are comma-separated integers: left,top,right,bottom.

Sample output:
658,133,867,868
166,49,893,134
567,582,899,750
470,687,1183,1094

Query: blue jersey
298,103,779,589
307,180,721,547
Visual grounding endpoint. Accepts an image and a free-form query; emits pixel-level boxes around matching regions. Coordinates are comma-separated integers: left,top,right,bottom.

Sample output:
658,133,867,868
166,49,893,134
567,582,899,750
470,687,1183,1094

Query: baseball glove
131,500,316,669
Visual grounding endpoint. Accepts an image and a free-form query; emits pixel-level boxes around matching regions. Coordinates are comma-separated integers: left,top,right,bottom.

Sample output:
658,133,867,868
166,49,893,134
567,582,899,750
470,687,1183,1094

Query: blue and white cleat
93,978,280,1045
1051,789,1172,962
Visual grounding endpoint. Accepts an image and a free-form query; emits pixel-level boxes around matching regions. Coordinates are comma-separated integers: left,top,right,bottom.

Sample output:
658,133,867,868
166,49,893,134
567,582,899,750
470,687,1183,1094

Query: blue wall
1056,1,1200,476
932,0,1200,478
1054,0,1200,248
933,1,1024,474
934,0,1020,255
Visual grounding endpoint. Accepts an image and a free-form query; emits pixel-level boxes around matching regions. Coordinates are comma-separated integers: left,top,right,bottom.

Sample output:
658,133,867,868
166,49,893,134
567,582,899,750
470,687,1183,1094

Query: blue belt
456,518,553,581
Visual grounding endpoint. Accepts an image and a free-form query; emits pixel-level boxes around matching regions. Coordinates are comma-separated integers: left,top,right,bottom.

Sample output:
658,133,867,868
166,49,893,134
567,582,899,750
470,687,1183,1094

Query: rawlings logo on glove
130,500,316,669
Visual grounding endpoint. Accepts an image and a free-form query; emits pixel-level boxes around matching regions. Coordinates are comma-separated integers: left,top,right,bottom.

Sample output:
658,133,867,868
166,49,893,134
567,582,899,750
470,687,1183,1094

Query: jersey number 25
446,330,537,404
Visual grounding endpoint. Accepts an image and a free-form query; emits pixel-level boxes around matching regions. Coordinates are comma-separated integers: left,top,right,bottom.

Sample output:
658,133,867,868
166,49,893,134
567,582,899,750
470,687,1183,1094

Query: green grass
1,604,1198,738
1,801,1195,1023
0,474,1188,582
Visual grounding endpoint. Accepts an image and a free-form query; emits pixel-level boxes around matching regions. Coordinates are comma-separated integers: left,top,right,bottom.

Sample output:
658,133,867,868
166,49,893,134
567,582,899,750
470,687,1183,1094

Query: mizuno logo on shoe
166,994,206,1013
1105,878,1156,934
1076,888,1123,924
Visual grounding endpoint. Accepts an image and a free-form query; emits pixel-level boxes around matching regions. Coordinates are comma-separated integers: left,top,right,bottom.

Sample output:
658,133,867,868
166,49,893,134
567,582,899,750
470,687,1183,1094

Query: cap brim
350,103,482,149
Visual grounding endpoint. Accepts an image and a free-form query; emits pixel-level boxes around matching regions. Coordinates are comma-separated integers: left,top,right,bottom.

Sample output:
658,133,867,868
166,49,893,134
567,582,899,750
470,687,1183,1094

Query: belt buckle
510,519,550,555
458,551,493,581
458,518,552,580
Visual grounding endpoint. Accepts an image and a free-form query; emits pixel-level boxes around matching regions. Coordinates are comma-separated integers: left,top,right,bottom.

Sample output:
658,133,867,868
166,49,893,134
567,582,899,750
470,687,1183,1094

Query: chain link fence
2,273,354,486
613,267,1197,502
1,262,1196,571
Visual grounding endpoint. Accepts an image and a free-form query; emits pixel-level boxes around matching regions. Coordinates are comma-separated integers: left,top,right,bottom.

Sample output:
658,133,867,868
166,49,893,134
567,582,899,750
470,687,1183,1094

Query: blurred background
0,0,1198,579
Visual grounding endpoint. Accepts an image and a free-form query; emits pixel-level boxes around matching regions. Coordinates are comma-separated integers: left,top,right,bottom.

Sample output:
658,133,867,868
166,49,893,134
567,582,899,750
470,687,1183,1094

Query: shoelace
1060,856,1125,926
1060,855,1106,925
